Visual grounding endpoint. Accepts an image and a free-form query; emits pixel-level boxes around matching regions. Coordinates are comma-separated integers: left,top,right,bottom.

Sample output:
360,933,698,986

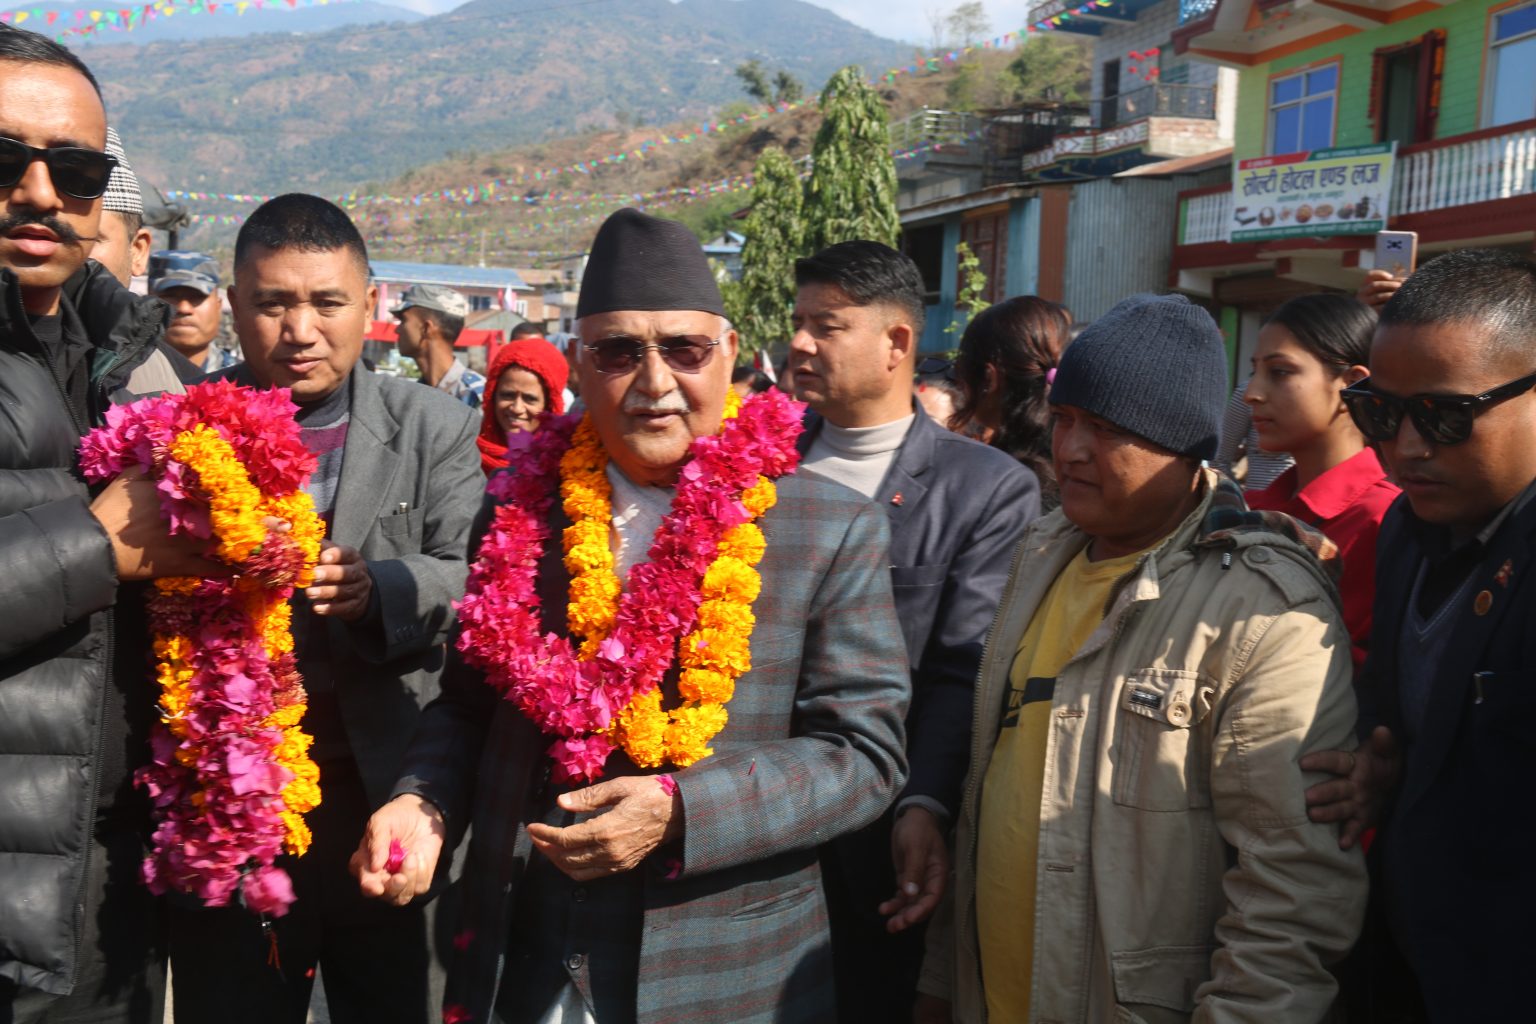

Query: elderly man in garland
166,193,484,1023
353,207,912,1024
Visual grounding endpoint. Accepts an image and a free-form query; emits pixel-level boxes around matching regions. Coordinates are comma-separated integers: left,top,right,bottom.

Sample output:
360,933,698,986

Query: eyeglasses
916,356,955,380
1341,371,1536,447
583,333,722,375
0,137,118,201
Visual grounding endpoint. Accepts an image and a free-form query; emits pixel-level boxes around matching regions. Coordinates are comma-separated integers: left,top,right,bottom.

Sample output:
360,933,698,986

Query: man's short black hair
1380,248,1536,367
424,308,464,345
111,209,142,236
795,240,926,336
234,193,369,276
0,26,102,99
509,322,542,339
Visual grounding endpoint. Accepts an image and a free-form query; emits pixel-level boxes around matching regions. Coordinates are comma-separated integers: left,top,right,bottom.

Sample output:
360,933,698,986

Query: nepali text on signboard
1229,143,1395,243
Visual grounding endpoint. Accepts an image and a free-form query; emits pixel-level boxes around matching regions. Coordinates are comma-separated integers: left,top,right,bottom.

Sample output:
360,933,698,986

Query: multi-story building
1170,0,1536,370
897,0,1239,347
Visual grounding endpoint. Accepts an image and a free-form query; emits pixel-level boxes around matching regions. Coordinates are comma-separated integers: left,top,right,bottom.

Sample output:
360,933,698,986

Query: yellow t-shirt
976,544,1148,1021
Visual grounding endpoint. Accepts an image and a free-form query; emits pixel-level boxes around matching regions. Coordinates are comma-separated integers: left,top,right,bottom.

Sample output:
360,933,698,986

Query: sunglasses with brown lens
584,334,722,375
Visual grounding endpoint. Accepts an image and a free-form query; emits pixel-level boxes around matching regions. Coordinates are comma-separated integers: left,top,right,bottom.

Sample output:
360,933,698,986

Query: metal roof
368,260,529,291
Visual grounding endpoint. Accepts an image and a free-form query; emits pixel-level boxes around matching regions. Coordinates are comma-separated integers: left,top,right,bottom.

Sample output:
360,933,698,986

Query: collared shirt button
572,886,588,903
566,953,584,971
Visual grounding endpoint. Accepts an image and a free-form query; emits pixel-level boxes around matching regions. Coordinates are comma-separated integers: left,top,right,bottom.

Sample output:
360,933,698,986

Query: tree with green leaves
735,60,772,103
773,70,804,105
946,241,989,335
1009,35,1092,103
946,2,989,48
803,65,900,254
726,146,804,357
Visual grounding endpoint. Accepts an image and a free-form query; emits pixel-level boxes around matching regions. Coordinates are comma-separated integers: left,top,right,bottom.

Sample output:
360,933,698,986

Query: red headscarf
478,336,571,474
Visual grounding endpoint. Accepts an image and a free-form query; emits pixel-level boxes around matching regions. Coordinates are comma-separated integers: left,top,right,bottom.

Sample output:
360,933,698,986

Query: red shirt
1246,447,1401,671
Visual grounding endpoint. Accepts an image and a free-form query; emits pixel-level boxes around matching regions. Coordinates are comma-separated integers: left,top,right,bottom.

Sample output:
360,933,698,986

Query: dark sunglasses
1341,370,1536,447
584,334,722,375
0,137,118,201
916,356,955,380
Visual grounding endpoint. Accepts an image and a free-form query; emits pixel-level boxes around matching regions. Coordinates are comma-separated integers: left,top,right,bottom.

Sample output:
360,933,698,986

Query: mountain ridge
86,0,914,194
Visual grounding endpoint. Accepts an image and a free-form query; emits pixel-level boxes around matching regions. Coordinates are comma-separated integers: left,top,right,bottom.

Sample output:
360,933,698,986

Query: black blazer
798,404,1040,813
1362,494,1536,1020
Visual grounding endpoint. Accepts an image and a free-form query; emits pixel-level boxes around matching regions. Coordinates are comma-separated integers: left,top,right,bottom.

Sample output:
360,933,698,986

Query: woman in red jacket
1244,293,1400,670
476,336,570,475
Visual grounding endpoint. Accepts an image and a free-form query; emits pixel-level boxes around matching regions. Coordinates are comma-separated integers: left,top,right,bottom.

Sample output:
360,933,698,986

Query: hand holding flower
89,466,229,581
527,775,684,882
306,542,373,620
351,794,446,907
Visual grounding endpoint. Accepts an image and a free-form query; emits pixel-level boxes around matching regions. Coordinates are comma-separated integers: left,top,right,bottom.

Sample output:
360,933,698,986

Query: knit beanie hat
1048,293,1227,461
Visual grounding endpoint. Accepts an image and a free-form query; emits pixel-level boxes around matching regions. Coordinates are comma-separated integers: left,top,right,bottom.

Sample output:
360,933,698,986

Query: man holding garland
354,208,912,1024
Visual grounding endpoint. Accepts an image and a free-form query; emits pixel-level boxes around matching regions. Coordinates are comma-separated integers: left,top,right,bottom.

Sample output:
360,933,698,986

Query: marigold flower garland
456,388,804,782
79,381,325,917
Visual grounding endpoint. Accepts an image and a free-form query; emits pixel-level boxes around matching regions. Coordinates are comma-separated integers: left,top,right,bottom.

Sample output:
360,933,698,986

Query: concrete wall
1093,0,1221,103
1230,0,1503,158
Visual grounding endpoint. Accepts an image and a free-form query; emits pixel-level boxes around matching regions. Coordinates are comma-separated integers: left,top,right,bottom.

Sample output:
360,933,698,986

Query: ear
225,283,240,315
365,284,379,322
1342,364,1369,388
721,322,739,366
984,362,1000,397
887,321,915,372
129,230,153,278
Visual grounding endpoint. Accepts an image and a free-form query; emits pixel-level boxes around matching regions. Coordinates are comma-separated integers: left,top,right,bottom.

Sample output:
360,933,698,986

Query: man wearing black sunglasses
1304,248,1536,1021
0,24,213,1024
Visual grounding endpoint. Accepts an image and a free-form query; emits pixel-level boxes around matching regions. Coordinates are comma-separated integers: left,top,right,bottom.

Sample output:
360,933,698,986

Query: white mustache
622,391,690,415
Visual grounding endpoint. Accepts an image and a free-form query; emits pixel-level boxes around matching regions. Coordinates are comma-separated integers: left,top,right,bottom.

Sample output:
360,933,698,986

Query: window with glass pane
1269,65,1337,153
1487,3,1536,128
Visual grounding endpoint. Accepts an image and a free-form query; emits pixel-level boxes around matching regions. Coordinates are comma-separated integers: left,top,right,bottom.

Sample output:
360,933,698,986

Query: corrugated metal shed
369,260,529,291
1061,176,1209,322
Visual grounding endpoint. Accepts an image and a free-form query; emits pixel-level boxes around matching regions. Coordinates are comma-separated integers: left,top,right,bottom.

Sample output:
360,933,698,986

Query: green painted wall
1231,0,1505,159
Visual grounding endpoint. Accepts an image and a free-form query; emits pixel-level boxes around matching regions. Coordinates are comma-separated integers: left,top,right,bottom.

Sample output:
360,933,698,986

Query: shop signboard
1229,143,1395,242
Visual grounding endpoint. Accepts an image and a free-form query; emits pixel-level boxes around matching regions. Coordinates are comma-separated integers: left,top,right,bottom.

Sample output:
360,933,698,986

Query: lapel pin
1475,590,1494,616
891,493,904,506
1496,559,1514,588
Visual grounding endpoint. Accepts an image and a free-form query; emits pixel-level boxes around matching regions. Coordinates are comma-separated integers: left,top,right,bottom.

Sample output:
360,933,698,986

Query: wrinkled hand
307,542,372,620
1301,726,1401,850
1357,268,1404,309
880,806,948,933
527,776,683,881
913,994,951,1024
89,466,228,581
351,794,446,906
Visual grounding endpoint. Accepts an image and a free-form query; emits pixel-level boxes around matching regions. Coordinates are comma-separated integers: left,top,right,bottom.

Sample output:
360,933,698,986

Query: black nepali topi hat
576,208,726,319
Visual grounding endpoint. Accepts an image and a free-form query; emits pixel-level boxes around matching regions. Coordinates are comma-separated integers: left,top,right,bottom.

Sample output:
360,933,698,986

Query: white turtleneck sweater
799,414,915,499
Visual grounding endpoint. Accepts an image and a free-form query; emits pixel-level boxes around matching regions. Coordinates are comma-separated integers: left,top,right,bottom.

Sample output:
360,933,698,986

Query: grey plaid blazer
395,469,912,1024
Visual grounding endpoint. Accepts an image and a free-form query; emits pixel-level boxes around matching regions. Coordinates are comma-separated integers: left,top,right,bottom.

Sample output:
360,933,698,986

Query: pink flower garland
456,390,805,783
80,381,322,917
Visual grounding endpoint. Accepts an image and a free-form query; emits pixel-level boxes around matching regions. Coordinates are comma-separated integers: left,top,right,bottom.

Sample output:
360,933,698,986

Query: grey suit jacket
799,404,1040,814
216,364,483,805
396,469,912,1024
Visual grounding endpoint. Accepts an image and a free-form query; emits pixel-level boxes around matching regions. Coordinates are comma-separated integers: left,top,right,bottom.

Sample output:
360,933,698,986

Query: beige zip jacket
920,470,1367,1023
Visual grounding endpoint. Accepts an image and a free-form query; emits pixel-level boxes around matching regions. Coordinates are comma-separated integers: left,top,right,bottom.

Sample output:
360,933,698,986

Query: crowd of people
2,21,1532,1024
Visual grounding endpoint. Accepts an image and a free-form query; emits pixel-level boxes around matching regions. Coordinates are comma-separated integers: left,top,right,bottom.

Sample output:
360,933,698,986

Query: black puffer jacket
0,263,170,996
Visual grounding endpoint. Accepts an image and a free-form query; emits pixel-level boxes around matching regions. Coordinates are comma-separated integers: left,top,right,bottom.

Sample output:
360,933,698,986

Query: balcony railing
888,108,983,153
1175,119,1536,248
1179,186,1232,245
1392,119,1536,216
1111,83,1216,125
